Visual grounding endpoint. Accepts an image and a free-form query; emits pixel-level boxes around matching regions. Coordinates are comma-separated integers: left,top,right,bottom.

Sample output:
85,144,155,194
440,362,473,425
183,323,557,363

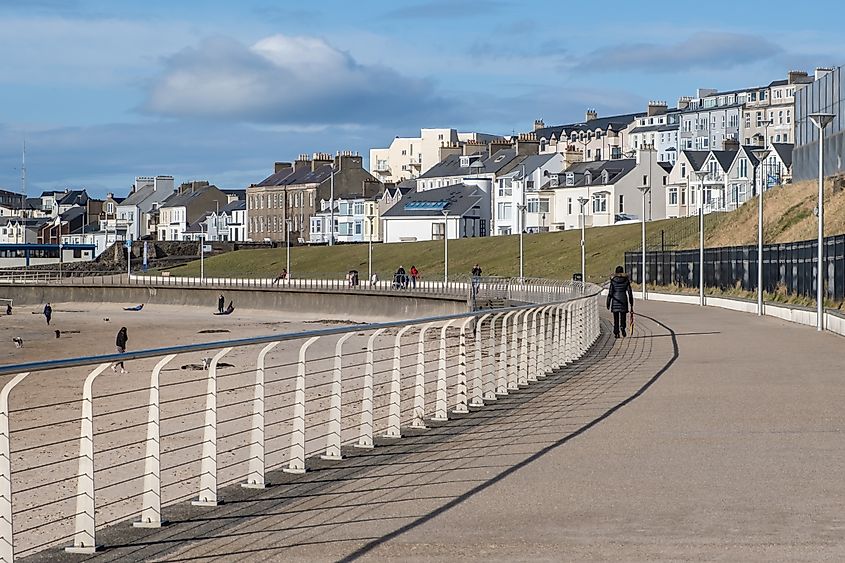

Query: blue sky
1,0,842,197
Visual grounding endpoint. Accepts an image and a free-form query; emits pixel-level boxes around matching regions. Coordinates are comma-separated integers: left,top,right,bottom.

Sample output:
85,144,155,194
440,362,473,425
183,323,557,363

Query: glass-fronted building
794,66,845,181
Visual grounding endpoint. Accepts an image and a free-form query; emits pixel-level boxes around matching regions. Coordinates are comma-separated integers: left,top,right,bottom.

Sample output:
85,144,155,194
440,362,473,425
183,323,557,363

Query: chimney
462,140,486,156
533,119,545,131
335,150,363,171
585,109,598,122
274,161,292,173
815,67,834,81
311,152,333,171
294,153,311,171
677,96,692,111
487,137,511,156
647,100,668,116
723,138,740,152
439,142,462,162
515,132,540,157
787,70,808,84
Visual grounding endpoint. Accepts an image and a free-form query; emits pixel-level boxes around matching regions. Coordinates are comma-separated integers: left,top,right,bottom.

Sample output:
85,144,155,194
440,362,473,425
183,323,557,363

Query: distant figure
55,329,61,339
214,301,235,315
43,303,52,326
370,272,379,287
409,266,419,288
123,304,144,311
217,294,225,314
606,265,634,339
12,337,23,349
113,327,128,373
471,264,482,298
5,303,11,315
272,268,288,284
395,266,407,289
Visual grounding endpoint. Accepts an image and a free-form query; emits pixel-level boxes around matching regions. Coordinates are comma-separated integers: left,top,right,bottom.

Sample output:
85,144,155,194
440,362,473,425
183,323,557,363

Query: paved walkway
36,300,845,562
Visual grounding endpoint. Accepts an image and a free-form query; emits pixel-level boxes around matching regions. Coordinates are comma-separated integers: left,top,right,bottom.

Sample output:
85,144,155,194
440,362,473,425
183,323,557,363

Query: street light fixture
366,212,375,283
518,163,527,280
750,147,771,316
328,161,336,246
694,169,708,306
577,196,589,281
809,112,836,331
637,185,650,300
286,218,292,280
441,210,450,283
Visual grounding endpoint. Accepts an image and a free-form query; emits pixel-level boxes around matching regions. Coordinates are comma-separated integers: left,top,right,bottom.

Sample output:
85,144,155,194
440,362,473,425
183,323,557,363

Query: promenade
27,298,845,561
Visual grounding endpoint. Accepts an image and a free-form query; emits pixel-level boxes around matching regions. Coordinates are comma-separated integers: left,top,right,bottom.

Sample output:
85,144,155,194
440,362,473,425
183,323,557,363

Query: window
739,158,748,178
565,172,575,186
567,198,572,215
680,188,686,205
618,194,624,213
527,199,550,213
497,202,513,220
642,174,648,186
498,178,513,197
432,222,445,240
669,187,678,205
401,150,407,156
354,222,362,235
592,193,607,213
353,202,364,215
681,163,687,178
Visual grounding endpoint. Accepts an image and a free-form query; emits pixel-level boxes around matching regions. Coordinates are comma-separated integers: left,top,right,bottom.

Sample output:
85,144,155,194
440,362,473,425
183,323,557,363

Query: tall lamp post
751,146,771,315
366,212,375,283
286,218,292,280
518,163,527,280
694,170,708,306
637,185,650,300
809,112,836,331
577,196,589,281
328,162,336,246
441,210,450,283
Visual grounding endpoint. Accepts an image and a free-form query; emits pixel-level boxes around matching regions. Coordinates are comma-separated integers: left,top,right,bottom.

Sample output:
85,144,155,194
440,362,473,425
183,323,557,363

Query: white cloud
143,34,460,127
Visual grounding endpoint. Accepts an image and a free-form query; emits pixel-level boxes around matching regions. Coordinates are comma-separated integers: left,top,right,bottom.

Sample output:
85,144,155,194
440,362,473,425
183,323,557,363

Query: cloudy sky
0,0,841,197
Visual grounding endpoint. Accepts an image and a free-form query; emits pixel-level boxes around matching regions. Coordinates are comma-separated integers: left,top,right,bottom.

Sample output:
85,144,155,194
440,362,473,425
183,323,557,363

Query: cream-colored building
369,128,500,183
741,70,815,146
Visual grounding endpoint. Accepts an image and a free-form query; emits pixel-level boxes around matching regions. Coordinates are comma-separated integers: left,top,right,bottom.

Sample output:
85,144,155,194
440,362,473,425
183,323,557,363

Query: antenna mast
21,138,27,219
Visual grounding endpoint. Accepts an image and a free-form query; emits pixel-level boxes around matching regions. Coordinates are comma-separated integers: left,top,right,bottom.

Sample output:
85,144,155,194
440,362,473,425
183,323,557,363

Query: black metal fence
625,234,845,301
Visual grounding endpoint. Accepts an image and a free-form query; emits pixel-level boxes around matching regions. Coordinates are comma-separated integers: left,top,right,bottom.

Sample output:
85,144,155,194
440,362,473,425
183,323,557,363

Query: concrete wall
1,284,469,320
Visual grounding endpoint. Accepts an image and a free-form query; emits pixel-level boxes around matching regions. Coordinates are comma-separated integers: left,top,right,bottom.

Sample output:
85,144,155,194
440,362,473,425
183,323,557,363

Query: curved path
31,300,845,561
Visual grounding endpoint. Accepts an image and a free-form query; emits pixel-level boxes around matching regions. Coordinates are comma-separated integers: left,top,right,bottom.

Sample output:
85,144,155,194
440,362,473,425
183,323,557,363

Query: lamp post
694,170,708,306
329,162,335,246
577,196,589,281
637,185,650,300
441,210,450,283
809,112,835,331
286,218,292,280
199,232,205,282
518,163,526,280
366,213,375,283
751,147,771,315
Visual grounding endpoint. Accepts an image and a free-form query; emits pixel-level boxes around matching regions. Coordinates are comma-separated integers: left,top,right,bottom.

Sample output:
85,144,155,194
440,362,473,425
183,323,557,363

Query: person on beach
113,327,128,373
606,265,634,338
43,303,52,326
217,294,225,314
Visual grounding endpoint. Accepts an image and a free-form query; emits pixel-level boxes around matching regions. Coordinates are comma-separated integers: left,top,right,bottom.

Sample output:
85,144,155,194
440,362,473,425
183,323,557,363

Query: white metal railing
0,280,601,561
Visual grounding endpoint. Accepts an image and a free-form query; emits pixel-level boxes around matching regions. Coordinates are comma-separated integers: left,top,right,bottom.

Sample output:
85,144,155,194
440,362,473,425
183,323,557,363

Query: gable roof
58,190,88,206
771,143,794,169
680,150,710,171
381,185,484,218
711,150,737,171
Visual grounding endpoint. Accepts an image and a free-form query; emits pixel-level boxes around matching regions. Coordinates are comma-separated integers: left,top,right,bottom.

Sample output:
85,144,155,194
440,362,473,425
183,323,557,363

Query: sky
0,0,842,198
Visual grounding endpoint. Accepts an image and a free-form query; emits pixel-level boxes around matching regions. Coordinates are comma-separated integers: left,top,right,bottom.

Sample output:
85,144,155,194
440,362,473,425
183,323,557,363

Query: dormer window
584,171,592,184
550,175,560,187
602,170,610,183
460,156,470,168
565,172,574,186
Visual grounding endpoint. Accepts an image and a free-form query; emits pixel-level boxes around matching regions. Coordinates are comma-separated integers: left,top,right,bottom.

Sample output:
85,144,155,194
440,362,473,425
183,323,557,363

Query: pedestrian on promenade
471,264,482,298
409,265,419,289
43,303,52,326
113,326,128,373
217,294,225,314
395,265,407,289
272,268,287,284
606,265,634,338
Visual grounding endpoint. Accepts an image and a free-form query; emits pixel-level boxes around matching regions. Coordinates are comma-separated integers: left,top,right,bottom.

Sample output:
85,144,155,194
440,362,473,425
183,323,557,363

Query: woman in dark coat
606,265,634,338
113,327,128,373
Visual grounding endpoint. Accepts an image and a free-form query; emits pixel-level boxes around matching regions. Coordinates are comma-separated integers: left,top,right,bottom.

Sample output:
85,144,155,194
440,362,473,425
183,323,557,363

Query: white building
222,200,247,242
60,222,130,257
626,101,681,163
494,152,565,235
310,196,368,244
0,217,45,244
549,148,668,231
157,185,228,241
381,184,490,243
369,128,500,183
117,176,175,240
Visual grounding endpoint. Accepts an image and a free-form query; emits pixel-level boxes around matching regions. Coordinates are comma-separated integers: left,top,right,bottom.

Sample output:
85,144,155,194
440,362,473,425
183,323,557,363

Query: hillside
164,178,845,283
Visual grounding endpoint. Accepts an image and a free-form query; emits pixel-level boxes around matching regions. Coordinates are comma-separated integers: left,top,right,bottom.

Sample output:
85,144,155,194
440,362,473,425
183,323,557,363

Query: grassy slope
165,179,845,283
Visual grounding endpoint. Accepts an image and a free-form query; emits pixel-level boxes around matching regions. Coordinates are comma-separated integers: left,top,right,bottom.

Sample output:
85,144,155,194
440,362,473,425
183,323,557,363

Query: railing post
355,329,385,448
549,305,560,370
284,336,319,473
191,347,232,507
433,320,457,421
412,323,436,428
134,355,176,527
564,303,574,363
242,343,278,488
537,307,548,378
471,313,491,407
453,317,474,413
498,311,515,395
508,311,521,390
322,333,354,460
384,326,414,438
0,372,29,563
526,309,539,383
65,362,111,554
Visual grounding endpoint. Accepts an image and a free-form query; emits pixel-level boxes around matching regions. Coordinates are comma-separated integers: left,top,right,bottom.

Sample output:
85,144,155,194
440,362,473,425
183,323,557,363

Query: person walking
113,326,128,373
43,303,52,326
217,294,225,314
471,264,482,298
606,265,634,338
272,268,287,284
409,265,419,289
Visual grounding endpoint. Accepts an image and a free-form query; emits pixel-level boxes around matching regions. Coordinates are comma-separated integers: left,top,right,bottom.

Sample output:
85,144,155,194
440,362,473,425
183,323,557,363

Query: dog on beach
13,337,23,348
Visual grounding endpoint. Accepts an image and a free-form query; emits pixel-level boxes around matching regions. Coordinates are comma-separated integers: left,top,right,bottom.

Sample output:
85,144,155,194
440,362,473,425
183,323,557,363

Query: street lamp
518,163,526,280
637,185,650,300
441,210,450,283
286,218,292,280
751,147,771,316
577,196,589,281
809,112,835,331
366,212,375,283
329,161,336,246
694,169,708,306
